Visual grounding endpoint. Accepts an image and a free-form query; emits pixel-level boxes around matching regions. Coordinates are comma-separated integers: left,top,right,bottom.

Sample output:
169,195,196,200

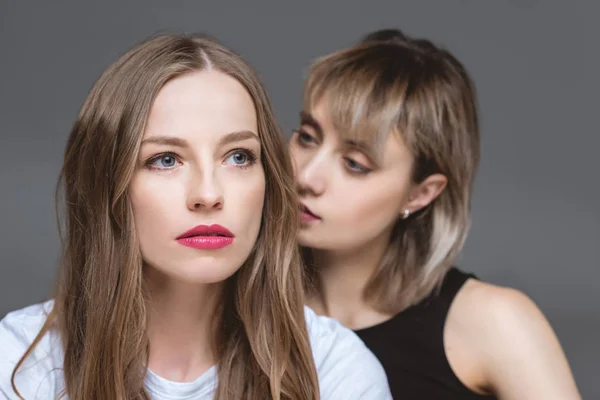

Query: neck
309,229,393,330
145,266,223,382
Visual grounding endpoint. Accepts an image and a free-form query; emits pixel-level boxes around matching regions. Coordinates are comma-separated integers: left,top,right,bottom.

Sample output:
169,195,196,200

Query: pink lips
300,204,321,223
176,224,234,249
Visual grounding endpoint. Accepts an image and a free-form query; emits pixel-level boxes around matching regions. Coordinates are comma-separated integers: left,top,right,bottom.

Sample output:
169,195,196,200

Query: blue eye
225,149,256,168
147,153,179,169
227,151,247,165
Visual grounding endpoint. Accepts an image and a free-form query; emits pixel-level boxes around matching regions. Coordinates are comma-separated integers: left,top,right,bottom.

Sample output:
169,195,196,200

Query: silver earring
401,209,410,219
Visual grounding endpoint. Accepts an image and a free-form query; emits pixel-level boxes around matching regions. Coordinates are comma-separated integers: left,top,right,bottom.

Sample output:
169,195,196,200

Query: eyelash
344,158,372,175
144,148,258,171
145,152,181,171
294,129,372,175
225,148,258,170
294,129,316,147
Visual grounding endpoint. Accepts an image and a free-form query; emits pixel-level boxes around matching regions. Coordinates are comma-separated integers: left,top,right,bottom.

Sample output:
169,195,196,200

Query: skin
129,70,265,382
289,99,582,399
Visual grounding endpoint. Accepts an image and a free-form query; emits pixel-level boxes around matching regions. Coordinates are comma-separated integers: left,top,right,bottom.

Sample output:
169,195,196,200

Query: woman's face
289,99,445,252
130,70,265,284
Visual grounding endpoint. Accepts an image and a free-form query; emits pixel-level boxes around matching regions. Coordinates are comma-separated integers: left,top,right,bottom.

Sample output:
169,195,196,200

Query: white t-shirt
0,301,392,399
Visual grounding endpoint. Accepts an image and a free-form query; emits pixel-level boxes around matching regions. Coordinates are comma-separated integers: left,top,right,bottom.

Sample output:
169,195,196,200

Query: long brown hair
302,29,481,315
11,33,319,400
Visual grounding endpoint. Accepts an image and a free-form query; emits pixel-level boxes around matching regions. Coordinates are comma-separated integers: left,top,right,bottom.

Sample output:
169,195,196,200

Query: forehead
145,70,257,140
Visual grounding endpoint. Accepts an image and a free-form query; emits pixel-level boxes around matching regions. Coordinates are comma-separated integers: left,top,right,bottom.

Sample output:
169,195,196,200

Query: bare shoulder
452,279,544,330
447,278,581,399
443,279,537,393
450,278,559,363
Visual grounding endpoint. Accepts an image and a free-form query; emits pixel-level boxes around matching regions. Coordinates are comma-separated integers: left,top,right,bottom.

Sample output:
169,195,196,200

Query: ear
402,173,447,217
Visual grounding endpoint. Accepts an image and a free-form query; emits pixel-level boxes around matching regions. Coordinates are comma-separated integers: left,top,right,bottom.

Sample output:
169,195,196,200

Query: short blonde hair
303,32,481,314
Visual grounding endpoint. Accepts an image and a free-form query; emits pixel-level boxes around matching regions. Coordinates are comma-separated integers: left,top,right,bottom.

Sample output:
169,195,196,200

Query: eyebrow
299,111,323,141
217,130,259,147
141,130,259,148
141,136,189,147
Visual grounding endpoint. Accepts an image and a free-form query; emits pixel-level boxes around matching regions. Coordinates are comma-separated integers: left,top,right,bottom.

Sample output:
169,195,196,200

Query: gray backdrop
1,0,598,397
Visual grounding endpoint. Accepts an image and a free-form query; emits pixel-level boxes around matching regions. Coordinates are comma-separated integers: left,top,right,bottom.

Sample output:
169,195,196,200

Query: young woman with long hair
0,33,391,400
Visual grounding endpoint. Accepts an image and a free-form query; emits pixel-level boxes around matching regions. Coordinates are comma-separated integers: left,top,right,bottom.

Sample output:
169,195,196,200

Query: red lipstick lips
176,224,234,249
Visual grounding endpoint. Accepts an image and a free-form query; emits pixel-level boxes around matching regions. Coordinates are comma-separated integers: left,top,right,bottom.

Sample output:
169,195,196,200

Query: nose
296,151,328,197
186,166,224,211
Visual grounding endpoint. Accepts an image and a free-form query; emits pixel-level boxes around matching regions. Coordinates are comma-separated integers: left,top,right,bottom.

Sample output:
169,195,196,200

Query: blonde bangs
302,47,414,157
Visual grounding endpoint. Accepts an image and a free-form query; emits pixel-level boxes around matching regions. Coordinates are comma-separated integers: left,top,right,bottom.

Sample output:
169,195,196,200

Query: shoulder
303,305,380,369
449,279,554,353
304,306,392,400
0,300,63,399
452,279,550,340
0,300,55,360
449,280,580,397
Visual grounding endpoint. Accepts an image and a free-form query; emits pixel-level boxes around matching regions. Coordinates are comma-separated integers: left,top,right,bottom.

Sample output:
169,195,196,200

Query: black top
354,268,495,399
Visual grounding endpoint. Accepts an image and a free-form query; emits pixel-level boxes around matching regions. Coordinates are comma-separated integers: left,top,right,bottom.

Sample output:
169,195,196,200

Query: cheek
329,177,408,232
342,191,399,226
226,168,265,230
130,174,181,238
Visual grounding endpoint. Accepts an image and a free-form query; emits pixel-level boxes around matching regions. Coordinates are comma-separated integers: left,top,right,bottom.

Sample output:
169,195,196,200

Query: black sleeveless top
354,268,496,399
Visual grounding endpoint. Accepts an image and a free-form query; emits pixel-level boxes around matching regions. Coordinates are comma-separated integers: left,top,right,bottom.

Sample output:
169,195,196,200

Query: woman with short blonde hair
291,28,581,399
